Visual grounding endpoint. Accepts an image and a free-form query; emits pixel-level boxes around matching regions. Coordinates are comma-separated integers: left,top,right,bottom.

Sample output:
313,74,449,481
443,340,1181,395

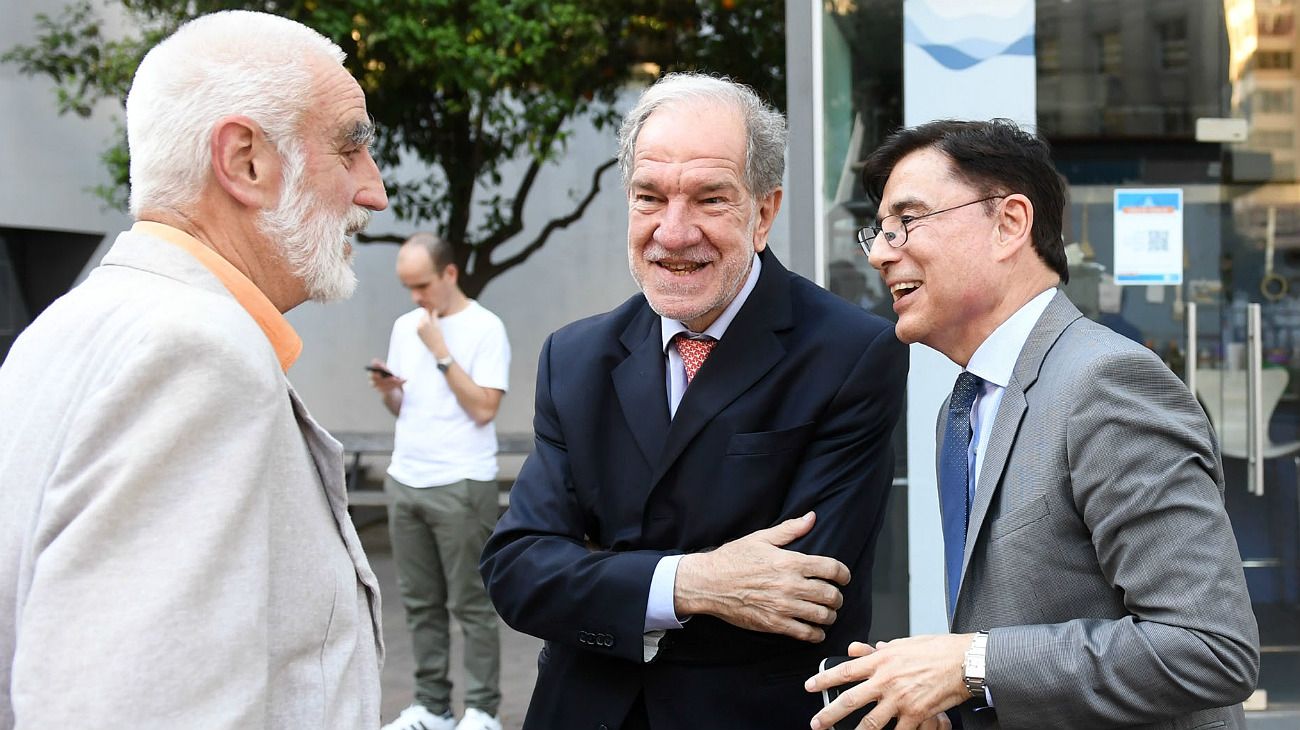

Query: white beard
258,142,370,302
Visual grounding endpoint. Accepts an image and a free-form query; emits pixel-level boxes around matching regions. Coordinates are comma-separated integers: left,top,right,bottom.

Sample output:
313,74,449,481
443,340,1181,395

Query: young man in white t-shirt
370,233,510,730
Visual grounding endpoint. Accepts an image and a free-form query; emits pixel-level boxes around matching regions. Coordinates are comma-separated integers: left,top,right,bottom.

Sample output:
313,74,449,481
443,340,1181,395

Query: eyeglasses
857,196,1005,255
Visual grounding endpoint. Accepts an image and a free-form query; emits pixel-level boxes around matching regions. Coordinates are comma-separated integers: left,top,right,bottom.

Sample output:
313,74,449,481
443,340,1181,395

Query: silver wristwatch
436,355,454,373
963,631,989,701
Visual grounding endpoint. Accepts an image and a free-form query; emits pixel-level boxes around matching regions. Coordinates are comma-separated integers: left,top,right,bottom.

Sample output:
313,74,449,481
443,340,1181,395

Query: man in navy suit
480,73,907,729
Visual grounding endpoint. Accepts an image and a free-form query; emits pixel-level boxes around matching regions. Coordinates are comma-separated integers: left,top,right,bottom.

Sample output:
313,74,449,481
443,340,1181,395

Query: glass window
1039,2,1226,141
1038,1,1300,712
1256,88,1295,113
1259,9,1295,35
1038,36,1061,74
1098,31,1124,75
1158,19,1189,70
1254,129,1296,148
1256,50,1294,69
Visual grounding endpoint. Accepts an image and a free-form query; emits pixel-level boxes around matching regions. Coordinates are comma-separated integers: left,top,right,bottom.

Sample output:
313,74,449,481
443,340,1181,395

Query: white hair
616,73,787,199
125,10,345,216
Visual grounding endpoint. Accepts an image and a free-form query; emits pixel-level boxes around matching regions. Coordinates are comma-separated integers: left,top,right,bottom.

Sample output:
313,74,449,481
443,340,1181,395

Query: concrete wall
1,1,132,238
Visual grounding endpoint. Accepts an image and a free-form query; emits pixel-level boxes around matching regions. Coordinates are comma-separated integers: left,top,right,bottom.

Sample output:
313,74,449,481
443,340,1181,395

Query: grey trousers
384,475,502,716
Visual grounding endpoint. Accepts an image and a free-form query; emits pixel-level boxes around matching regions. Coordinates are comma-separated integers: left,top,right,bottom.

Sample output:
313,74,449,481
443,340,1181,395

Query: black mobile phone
819,656,896,730
365,364,395,379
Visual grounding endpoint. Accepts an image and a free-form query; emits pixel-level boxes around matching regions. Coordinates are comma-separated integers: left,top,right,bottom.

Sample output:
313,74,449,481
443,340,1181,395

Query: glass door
1205,199,1300,711
1061,186,1300,719
1041,0,1300,718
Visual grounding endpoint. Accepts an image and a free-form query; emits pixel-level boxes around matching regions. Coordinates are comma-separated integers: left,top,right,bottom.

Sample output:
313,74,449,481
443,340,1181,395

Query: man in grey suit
806,119,1259,730
0,11,388,727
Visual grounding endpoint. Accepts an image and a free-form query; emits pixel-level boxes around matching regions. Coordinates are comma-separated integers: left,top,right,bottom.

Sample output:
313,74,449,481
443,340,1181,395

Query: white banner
903,0,1037,127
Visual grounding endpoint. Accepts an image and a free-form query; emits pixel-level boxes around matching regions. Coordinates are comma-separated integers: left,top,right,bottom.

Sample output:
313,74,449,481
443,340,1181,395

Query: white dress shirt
963,288,1056,494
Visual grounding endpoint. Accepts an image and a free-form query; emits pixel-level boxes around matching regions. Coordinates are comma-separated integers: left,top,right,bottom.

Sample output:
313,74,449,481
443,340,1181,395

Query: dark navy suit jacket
481,249,907,729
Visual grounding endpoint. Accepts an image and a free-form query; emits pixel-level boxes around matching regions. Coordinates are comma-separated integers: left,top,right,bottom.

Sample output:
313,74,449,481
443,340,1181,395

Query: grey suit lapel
959,291,1083,587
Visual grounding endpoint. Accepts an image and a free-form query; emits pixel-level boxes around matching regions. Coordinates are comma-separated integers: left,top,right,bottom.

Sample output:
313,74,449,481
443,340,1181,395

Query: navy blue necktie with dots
940,371,983,619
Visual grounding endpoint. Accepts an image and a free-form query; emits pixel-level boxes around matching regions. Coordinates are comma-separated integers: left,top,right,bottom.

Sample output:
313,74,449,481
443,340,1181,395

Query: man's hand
367,358,406,392
805,634,972,730
673,512,850,643
368,358,406,417
416,309,449,358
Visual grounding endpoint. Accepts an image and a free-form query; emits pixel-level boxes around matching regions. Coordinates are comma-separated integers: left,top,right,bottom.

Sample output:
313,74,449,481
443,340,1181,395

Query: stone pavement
355,512,542,730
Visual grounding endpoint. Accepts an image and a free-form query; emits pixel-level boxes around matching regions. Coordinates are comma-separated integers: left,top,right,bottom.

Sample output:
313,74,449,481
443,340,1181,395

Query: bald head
396,233,466,315
401,232,455,273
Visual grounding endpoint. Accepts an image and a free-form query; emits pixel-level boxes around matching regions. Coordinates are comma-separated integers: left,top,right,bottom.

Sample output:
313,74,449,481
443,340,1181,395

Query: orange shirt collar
132,221,302,371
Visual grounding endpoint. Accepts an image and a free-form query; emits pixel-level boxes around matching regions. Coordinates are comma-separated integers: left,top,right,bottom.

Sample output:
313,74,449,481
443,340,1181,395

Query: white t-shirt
385,301,510,488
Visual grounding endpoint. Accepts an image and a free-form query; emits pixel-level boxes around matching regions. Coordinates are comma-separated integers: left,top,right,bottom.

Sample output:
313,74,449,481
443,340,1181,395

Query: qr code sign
1147,230,1169,252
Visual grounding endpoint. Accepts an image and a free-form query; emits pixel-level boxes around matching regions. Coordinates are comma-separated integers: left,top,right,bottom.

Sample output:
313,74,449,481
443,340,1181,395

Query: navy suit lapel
651,249,793,487
958,291,1083,594
612,306,671,467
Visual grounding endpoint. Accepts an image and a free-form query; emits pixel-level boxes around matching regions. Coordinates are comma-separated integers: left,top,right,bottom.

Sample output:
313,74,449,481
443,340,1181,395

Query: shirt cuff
644,555,685,632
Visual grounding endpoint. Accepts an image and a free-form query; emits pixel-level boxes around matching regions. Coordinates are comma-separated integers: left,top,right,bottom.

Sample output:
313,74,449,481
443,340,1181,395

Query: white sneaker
455,707,502,730
381,704,455,730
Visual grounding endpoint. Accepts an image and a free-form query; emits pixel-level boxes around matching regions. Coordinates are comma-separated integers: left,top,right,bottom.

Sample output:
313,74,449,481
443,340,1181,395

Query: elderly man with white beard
0,10,389,728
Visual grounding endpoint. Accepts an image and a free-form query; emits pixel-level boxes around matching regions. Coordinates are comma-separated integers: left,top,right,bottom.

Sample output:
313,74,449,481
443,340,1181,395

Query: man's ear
442,263,459,284
210,115,280,209
752,188,783,252
994,194,1034,262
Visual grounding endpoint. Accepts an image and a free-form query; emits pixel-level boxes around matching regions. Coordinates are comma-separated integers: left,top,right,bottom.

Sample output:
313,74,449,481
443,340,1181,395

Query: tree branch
470,156,617,292
475,114,567,254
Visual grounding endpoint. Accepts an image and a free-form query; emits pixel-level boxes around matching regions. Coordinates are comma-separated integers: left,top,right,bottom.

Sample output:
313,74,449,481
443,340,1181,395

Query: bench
335,431,534,508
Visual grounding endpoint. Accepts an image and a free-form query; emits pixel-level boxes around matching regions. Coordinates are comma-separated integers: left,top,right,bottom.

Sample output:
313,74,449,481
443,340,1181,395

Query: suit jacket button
598,725,609,730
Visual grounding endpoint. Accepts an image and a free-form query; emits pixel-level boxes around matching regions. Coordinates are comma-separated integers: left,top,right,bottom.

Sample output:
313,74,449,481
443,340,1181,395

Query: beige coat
0,230,383,728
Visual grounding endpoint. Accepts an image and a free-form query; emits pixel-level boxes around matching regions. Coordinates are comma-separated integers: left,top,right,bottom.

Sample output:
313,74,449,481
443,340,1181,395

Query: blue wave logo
905,2,1035,71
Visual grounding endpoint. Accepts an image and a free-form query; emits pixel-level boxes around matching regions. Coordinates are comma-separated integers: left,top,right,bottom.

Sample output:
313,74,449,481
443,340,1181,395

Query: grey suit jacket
0,230,383,728
942,292,1258,730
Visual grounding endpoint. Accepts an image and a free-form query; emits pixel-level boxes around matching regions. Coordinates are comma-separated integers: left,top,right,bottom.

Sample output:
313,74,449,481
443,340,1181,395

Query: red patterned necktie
674,333,717,383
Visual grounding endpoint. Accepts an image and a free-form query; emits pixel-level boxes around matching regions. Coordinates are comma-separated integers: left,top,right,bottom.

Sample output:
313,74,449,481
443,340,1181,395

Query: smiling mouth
891,281,921,302
657,261,709,275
